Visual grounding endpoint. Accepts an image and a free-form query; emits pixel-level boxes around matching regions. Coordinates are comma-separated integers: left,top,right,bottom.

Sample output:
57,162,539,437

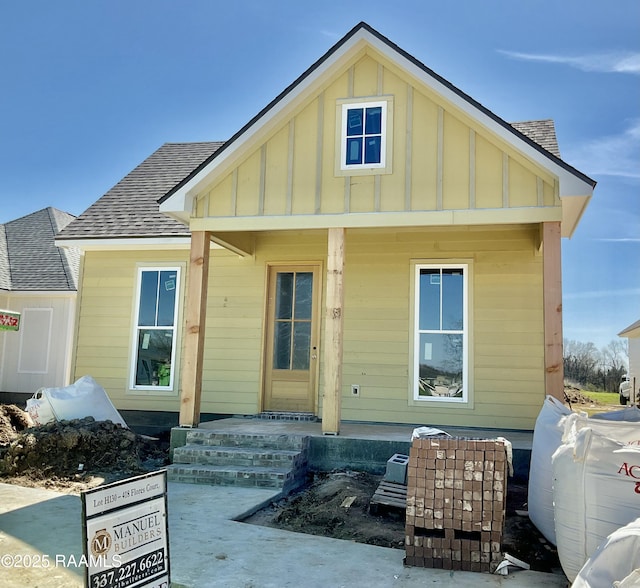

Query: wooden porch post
542,221,564,402
179,231,211,427
322,228,345,434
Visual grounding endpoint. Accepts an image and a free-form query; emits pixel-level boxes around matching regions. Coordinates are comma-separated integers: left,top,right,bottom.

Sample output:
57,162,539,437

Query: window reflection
416,266,466,401
134,268,179,389
273,271,313,370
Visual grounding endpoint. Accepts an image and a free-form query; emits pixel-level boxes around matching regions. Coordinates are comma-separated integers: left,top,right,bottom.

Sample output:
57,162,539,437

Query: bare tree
564,338,629,393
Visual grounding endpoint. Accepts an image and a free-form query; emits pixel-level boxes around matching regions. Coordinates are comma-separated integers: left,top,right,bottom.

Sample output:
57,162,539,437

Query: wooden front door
263,264,320,412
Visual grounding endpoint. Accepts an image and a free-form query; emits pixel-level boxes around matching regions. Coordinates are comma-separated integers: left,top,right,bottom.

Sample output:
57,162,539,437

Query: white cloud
498,50,640,75
564,288,640,300
564,120,640,179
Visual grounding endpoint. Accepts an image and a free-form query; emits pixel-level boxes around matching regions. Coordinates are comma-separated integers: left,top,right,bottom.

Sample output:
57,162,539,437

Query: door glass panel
275,273,293,319
272,270,314,371
273,321,291,369
294,273,312,320
292,322,311,370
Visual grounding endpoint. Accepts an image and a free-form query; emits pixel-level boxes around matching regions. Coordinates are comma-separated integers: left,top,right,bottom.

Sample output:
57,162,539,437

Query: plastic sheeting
26,375,127,428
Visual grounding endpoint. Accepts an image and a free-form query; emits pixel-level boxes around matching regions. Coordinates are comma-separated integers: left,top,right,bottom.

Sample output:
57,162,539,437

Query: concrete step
173,444,307,469
186,430,309,451
166,463,305,491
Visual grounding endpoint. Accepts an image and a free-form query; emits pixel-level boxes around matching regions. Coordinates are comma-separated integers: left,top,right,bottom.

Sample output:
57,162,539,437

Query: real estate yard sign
0,309,20,331
81,470,170,588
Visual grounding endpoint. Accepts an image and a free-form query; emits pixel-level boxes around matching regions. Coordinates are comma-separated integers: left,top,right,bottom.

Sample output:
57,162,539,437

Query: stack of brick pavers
404,437,508,572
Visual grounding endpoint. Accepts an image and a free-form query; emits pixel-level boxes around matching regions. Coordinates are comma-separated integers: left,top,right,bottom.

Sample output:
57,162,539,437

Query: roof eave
619,319,640,338
55,235,193,251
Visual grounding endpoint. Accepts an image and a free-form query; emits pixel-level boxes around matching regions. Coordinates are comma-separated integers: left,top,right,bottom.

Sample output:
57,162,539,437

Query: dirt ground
0,404,169,493
2,395,609,575
243,470,561,574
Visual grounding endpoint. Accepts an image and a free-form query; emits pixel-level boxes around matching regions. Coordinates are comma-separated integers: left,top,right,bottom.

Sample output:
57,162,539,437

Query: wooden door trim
261,262,323,414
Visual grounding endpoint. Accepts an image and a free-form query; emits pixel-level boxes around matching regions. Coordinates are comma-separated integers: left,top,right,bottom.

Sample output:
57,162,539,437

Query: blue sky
1,1,638,350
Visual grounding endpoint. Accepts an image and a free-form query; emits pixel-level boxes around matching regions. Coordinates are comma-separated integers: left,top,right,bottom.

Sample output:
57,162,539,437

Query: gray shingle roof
511,119,560,158
57,142,223,240
0,207,80,291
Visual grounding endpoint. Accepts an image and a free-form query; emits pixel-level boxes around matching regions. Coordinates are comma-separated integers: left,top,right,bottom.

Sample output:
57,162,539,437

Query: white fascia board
54,237,209,251
6,290,77,298
159,33,369,215
190,206,562,232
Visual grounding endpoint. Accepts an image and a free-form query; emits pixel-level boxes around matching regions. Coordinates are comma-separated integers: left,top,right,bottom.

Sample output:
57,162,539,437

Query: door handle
311,354,317,360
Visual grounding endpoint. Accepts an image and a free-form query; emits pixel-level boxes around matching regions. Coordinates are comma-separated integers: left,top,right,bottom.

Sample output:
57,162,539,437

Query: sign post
81,470,170,588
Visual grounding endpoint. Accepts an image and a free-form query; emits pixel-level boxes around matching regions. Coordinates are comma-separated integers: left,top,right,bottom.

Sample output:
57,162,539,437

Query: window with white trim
131,267,180,391
337,98,392,174
414,264,468,402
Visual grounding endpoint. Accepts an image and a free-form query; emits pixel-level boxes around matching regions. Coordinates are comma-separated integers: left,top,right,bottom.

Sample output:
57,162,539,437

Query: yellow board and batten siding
74,49,558,429
196,52,560,224
73,226,543,428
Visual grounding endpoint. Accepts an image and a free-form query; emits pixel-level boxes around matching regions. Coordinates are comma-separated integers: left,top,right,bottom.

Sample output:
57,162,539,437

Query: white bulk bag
552,427,640,582
590,405,640,423
528,395,572,545
563,411,640,446
26,375,127,428
572,517,640,588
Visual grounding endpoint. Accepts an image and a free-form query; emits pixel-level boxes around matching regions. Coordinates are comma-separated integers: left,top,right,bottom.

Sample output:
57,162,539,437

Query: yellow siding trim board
286,120,294,214
405,84,413,211
437,106,444,210
231,169,238,215
469,129,476,208
313,92,324,214
190,206,561,233
258,145,266,215
502,153,509,208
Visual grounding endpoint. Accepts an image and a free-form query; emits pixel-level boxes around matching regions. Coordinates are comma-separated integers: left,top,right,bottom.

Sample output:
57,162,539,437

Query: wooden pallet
369,480,407,514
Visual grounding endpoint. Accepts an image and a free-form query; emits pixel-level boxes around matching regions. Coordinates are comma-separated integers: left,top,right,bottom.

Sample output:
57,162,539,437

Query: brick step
173,444,307,468
186,430,309,451
166,463,305,490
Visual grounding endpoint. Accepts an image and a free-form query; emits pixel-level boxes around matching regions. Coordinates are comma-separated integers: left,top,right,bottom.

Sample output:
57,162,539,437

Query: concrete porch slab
171,418,534,480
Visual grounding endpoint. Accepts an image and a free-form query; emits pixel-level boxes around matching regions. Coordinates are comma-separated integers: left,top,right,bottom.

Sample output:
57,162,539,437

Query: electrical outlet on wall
351,384,360,396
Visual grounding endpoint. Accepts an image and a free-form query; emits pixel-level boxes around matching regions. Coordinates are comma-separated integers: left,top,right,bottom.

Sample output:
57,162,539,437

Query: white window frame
412,263,469,404
335,96,394,176
129,265,182,394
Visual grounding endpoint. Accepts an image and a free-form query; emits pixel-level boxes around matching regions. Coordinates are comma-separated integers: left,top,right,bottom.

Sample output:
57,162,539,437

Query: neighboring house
618,319,640,404
56,23,595,433
0,207,80,397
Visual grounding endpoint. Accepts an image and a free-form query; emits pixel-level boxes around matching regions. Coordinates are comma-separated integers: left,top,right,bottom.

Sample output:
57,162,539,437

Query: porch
169,417,533,481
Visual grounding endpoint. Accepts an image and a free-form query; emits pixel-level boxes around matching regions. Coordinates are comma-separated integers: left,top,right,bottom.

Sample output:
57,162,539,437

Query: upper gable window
336,97,393,176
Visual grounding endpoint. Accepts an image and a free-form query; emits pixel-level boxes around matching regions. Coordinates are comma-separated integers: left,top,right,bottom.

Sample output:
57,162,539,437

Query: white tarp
26,375,127,428
553,427,640,582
